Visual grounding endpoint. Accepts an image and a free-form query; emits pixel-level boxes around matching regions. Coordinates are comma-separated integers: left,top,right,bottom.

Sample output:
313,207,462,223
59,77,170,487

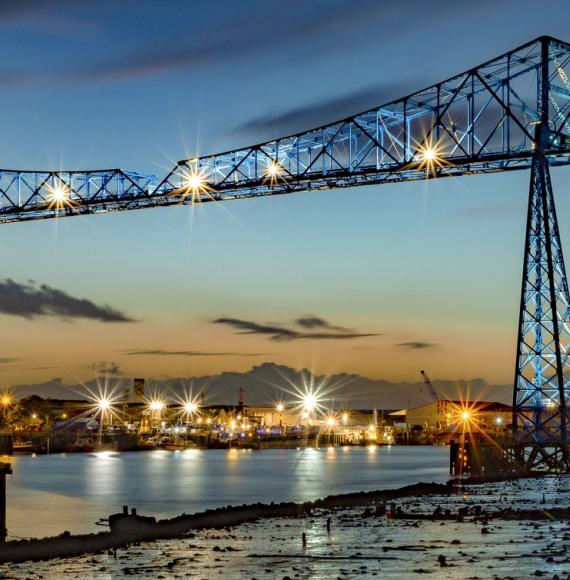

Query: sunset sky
0,0,570,392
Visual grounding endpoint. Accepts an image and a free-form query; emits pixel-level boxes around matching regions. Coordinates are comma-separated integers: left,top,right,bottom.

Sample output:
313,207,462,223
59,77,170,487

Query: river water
4,446,449,538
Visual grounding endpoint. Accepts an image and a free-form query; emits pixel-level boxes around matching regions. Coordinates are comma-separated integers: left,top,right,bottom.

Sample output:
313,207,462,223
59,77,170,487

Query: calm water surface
5,446,449,538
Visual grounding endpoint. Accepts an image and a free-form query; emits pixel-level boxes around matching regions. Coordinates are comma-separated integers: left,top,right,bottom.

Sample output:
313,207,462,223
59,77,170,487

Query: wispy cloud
214,316,377,341
396,342,437,350
0,279,135,322
88,361,124,376
452,205,520,220
234,85,405,137
124,349,267,357
69,1,383,83
295,315,350,333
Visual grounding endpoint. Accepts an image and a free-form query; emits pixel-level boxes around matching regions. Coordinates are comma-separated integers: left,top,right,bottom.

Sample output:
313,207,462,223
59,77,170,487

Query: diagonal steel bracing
1,36,570,223
513,151,570,471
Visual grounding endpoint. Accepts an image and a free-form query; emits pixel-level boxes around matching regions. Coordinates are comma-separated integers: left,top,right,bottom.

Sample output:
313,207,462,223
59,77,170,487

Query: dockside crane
420,370,440,402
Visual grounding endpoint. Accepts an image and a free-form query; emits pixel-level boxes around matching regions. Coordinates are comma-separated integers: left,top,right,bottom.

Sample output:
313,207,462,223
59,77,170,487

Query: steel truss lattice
1,36,570,223
513,150,570,471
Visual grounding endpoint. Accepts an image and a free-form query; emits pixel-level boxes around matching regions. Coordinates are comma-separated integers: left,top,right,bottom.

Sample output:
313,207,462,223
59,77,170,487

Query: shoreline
0,474,564,565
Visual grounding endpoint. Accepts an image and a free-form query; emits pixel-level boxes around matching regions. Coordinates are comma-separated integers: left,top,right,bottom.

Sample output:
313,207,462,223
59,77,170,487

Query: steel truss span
0,36,569,471
0,35,570,224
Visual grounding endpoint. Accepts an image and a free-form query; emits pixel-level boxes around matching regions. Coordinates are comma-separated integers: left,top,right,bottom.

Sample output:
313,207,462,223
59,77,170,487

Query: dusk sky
1,0,570,392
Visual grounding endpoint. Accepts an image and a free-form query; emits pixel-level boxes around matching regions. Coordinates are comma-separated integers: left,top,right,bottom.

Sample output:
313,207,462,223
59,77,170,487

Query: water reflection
6,446,449,537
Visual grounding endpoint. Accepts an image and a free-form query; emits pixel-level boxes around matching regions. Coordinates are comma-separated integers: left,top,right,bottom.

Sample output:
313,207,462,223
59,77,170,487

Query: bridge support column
512,149,570,472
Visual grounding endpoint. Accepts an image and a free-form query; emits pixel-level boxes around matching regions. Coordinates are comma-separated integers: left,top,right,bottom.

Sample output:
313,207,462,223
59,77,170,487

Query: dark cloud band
396,342,437,350
214,317,376,341
124,350,266,357
0,279,135,323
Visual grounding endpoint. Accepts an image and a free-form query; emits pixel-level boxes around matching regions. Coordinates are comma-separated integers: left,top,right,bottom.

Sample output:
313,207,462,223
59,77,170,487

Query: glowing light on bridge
46,182,74,210
420,147,438,162
415,140,448,177
179,166,212,203
265,161,282,185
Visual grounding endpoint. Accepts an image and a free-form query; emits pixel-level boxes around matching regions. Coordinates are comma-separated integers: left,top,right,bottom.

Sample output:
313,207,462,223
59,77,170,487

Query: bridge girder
1,36,570,223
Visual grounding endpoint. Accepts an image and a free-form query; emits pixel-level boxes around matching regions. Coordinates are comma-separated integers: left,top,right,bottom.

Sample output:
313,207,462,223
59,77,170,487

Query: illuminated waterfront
5,446,448,539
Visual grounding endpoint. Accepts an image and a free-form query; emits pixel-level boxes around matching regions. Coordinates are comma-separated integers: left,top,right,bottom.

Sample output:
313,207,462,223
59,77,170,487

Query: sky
0,0,570,395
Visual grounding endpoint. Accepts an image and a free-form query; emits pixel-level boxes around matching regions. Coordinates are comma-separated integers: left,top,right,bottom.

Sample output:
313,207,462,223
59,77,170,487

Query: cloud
0,279,135,322
124,349,266,357
0,357,20,364
214,317,377,341
396,342,437,350
295,316,350,333
213,318,298,341
233,85,407,137
64,0,390,84
452,205,521,220
88,361,124,376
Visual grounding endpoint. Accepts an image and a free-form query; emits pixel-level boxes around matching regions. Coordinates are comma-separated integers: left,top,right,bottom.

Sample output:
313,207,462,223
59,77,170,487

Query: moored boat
12,439,36,454
67,437,96,453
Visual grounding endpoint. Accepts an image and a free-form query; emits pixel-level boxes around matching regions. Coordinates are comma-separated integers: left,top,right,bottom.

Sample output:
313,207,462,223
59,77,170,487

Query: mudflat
1,475,568,579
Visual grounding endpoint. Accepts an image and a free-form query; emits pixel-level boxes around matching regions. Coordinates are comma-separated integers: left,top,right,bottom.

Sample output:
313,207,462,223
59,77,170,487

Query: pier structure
0,462,12,542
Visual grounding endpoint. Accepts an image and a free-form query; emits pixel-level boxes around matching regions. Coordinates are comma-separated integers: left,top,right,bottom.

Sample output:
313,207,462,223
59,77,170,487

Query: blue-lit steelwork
1,36,570,223
0,36,569,469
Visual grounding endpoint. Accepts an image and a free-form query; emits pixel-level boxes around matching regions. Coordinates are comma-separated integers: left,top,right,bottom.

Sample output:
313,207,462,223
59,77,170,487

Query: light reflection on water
5,446,449,538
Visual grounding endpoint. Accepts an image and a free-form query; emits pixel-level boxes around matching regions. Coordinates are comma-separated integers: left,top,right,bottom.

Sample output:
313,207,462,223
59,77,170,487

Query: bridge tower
513,40,570,471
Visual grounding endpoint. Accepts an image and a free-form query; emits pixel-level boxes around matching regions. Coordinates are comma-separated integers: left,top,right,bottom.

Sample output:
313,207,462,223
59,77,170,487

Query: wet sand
1,475,568,579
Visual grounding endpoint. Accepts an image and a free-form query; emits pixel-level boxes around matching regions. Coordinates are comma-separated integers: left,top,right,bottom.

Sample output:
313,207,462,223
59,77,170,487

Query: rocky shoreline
1,475,568,566
0,473,568,579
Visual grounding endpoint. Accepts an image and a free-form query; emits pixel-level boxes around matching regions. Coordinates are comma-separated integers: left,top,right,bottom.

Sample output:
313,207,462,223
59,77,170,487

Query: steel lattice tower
513,148,570,471
512,43,570,470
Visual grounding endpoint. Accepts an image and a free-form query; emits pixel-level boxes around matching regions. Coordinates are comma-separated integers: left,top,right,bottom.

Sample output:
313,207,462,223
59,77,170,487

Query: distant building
133,378,145,403
392,400,512,431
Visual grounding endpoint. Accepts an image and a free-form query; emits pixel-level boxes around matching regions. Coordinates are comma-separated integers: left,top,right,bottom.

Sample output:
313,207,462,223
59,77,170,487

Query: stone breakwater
0,481,452,564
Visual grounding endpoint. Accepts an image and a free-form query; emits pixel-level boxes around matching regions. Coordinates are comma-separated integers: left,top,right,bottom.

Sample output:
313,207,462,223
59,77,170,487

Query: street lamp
303,393,317,412
275,402,285,429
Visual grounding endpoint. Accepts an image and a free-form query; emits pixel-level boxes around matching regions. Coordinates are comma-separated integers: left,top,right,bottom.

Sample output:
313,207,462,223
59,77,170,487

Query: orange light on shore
303,392,318,412
98,399,111,412
184,401,198,414
149,400,165,412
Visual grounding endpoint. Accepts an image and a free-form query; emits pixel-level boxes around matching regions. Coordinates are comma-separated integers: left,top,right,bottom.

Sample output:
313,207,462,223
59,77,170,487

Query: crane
420,370,440,402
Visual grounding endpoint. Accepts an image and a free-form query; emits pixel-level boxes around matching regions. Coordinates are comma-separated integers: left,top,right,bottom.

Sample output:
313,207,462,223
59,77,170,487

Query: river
4,445,449,538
